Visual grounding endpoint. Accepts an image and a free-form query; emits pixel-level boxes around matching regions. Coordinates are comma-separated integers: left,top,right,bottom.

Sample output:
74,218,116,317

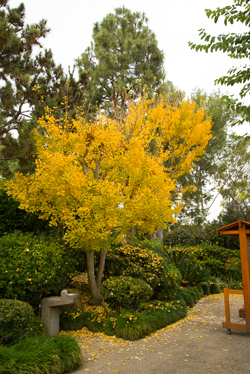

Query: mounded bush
101,276,153,312
0,231,83,303
0,299,34,345
105,244,181,299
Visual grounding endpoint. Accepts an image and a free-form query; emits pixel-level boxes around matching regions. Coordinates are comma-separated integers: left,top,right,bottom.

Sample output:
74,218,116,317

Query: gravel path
69,293,250,374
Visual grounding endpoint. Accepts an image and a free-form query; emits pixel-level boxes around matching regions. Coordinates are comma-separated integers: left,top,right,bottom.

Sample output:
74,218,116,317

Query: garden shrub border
60,284,211,341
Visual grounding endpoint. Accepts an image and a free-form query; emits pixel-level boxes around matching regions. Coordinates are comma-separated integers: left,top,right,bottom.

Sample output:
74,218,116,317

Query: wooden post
216,220,250,333
224,288,230,323
239,222,250,331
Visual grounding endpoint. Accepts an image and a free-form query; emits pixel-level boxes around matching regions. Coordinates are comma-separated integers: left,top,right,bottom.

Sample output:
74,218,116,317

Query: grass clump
0,335,82,374
105,300,187,340
171,286,203,307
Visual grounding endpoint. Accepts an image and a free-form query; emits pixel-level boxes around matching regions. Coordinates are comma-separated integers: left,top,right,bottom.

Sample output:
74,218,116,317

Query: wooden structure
217,220,250,333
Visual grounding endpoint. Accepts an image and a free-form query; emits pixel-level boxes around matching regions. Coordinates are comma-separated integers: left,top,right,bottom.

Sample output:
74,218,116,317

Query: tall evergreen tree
76,7,165,114
0,1,83,178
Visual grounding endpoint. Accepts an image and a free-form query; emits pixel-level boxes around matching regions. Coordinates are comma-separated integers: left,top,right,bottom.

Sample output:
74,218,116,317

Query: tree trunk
129,227,135,236
200,184,206,229
155,228,163,243
96,248,107,289
148,228,163,242
86,250,104,306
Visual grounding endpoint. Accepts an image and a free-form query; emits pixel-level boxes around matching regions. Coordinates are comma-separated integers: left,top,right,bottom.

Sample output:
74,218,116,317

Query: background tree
215,135,250,220
5,94,212,305
0,1,84,178
189,0,250,127
76,6,165,114
176,89,236,226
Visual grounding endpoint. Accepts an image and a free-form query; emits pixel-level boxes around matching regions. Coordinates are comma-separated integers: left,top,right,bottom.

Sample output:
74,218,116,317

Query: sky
8,0,250,220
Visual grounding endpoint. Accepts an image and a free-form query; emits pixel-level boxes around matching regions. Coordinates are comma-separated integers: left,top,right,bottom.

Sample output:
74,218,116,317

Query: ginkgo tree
5,94,212,305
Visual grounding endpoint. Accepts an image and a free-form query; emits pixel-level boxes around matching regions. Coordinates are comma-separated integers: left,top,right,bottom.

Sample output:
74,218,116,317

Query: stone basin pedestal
41,289,78,337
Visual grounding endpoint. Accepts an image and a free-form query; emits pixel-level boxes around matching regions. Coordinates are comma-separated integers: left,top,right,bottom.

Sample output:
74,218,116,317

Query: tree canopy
5,94,212,304
189,0,250,126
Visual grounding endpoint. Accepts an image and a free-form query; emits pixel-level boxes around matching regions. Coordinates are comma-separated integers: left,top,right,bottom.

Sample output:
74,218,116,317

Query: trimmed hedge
0,299,46,346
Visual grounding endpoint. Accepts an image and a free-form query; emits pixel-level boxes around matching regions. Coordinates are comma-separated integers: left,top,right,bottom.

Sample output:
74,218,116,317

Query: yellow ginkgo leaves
5,94,212,252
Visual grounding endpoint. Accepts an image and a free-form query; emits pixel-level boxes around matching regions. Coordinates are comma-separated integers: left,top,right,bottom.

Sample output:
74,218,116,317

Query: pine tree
76,7,165,114
0,1,83,178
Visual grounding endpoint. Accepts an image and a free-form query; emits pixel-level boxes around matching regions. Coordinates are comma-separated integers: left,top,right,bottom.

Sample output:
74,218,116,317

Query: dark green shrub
60,308,105,332
0,335,82,374
101,276,153,312
163,224,207,247
228,280,243,290
0,299,34,346
166,248,211,285
186,244,241,281
209,282,220,294
155,264,183,300
198,282,210,295
105,244,181,299
163,222,240,251
0,185,51,236
0,231,83,303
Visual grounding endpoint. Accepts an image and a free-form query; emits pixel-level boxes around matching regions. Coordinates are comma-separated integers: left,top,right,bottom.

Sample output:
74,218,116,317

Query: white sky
8,0,250,221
